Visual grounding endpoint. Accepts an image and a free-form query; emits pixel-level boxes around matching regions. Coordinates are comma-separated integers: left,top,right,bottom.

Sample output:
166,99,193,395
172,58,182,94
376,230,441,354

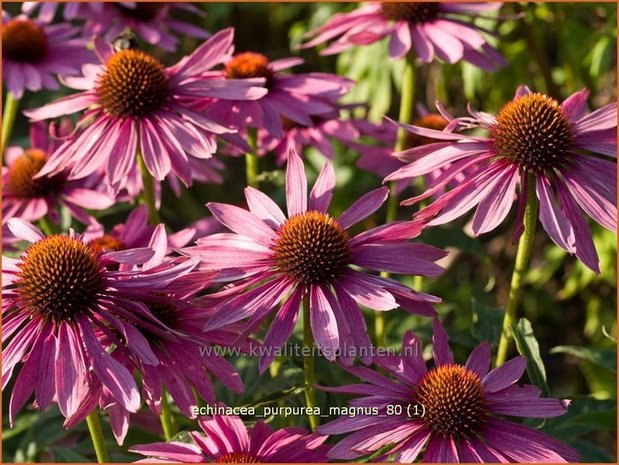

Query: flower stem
495,176,539,367
38,216,56,236
86,410,109,463
159,393,178,440
376,56,416,347
245,127,259,188
137,149,160,225
2,92,20,157
302,293,319,431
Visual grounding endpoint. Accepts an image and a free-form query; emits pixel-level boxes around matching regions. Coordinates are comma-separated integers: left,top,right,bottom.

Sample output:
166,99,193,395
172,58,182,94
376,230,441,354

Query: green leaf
512,318,550,397
47,447,91,463
550,345,617,373
471,299,504,346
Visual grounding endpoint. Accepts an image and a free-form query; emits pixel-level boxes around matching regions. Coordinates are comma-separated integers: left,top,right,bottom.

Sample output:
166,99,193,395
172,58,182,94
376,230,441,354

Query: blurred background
2,2,617,462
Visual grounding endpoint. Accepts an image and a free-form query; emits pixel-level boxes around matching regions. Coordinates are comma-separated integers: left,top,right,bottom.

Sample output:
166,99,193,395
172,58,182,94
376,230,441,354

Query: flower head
130,414,330,463
2,9,95,98
386,86,617,272
184,150,444,371
302,2,506,69
3,121,113,225
2,219,199,428
24,29,267,195
207,52,353,138
318,318,579,463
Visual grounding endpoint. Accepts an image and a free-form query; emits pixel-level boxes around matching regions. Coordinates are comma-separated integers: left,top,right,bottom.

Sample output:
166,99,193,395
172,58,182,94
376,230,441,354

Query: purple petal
309,162,336,212
465,341,491,378
286,149,308,217
207,202,276,246
245,187,286,229
7,218,45,242
482,356,526,392
432,317,454,366
339,187,389,229
310,285,340,361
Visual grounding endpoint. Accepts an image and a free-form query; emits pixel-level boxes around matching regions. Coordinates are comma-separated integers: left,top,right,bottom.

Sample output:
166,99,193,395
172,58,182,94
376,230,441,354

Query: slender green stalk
86,410,109,463
495,176,539,367
2,92,20,157
376,57,416,347
302,293,319,431
159,393,178,440
245,127,259,188
38,216,56,236
137,150,160,225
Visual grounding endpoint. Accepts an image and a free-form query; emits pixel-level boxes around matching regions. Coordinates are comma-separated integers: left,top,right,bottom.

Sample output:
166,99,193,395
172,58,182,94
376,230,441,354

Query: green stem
137,150,160,225
245,127,259,188
495,176,539,367
159,393,178,441
302,293,319,431
2,92,20,157
37,216,56,236
375,57,416,348
86,410,109,463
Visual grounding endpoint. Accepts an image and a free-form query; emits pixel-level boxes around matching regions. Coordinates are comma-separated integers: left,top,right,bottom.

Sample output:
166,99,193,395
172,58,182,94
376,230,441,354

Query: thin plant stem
86,410,110,463
302,292,319,431
137,149,160,225
37,216,56,236
245,127,259,188
159,393,178,441
376,56,416,347
2,92,20,157
495,176,539,367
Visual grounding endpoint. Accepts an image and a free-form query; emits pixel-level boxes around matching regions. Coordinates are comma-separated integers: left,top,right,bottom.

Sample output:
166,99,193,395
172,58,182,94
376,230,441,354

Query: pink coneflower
84,205,196,258
225,107,389,166
24,28,267,195
184,149,444,371
2,121,113,226
90,227,246,445
86,2,209,53
206,52,353,138
386,86,617,272
302,2,506,69
2,219,200,428
2,9,95,98
130,414,330,463
23,2,209,52
319,318,579,463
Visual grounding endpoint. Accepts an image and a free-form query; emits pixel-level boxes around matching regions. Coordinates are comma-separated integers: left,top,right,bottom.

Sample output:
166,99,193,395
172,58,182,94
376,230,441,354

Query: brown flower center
88,234,126,255
274,211,350,284
6,149,66,198
98,49,169,118
17,235,104,321
2,19,48,63
226,52,274,87
493,93,574,173
381,2,440,24
115,2,164,21
406,113,449,148
414,364,488,438
146,297,179,329
215,452,260,463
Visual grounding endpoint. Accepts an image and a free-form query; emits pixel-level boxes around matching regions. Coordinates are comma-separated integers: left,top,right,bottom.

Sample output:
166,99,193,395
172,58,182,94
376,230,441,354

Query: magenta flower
84,206,196,258
319,318,579,463
23,2,209,52
2,121,113,226
2,219,200,428
184,149,444,371
206,52,353,138
88,225,246,445
302,2,506,69
130,414,330,463
2,9,95,98
85,2,209,53
24,28,267,194
386,86,617,272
